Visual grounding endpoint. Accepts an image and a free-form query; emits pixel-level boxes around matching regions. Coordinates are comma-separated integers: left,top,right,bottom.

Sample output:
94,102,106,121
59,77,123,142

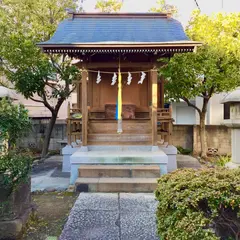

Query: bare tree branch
29,96,45,104
41,91,55,113
181,97,202,115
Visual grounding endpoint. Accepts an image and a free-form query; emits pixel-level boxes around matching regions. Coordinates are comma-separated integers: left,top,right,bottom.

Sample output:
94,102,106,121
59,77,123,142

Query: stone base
0,207,32,240
226,161,240,169
62,145,79,172
159,145,177,172
69,145,168,185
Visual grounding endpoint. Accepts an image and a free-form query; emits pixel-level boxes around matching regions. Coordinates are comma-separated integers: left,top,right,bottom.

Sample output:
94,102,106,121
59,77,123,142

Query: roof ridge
70,12,171,19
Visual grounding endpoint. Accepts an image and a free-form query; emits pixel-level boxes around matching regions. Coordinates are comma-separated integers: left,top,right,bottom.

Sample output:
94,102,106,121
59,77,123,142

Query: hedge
155,168,240,240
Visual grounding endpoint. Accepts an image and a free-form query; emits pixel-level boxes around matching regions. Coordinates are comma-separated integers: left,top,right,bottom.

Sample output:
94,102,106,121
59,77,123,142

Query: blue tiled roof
41,14,189,45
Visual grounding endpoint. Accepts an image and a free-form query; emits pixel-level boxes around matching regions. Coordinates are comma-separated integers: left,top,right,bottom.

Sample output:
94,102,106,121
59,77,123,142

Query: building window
224,103,230,120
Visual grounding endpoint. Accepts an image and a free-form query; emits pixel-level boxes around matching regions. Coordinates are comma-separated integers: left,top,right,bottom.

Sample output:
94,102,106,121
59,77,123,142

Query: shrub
155,168,240,240
0,151,32,190
177,146,192,155
215,155,231,167
0,98,31,149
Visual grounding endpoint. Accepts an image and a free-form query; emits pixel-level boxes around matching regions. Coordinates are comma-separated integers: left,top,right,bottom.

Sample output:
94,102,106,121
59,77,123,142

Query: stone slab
120,211,159,240
71,150,168,165
59,210,120,240
120,193,158,213
74,193,119,211
60,193,159,240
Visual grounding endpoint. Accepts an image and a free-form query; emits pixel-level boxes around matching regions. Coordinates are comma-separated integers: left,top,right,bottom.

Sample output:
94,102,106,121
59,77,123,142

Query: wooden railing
66,102,82,145
157,108,173,145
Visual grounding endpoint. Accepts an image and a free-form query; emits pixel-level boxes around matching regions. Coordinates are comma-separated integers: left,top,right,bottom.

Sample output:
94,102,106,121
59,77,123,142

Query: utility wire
194,0,201,11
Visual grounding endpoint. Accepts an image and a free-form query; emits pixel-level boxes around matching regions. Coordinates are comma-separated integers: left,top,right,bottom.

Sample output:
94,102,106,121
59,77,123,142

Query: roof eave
38,41,202,48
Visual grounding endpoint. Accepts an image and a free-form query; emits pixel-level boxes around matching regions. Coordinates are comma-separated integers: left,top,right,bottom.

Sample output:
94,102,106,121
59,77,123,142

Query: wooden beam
77,62,156,69
151,68,158,146
82,66,88,146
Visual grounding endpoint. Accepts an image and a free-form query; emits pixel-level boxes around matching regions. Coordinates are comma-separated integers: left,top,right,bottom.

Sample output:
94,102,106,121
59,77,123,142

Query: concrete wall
172,125,193,149
18,120,67,151
172,124,231,155
193,125,231,155
19,122,231,156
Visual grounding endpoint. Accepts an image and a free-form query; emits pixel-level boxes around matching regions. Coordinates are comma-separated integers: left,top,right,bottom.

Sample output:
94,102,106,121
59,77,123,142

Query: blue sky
81,0,240,26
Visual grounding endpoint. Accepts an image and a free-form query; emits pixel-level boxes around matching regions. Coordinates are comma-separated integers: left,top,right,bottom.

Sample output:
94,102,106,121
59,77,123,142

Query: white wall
172,101,196,125
172,93,227,126
208,93,227,125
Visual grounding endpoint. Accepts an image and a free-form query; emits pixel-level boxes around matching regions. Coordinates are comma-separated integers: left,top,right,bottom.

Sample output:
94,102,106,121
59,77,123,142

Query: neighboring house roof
38,13,201,53
0,86,18,100
221,88,240,104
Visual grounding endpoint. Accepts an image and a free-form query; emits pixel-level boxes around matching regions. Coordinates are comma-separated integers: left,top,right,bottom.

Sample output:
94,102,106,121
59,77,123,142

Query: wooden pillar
158,78,164,108
160,79,164,108
77,82,80,109
67,102,71,145
151,68,158,146
82,66,88,146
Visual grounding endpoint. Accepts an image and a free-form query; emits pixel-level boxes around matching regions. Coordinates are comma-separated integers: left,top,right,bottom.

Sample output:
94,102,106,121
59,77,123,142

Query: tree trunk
41,112,57,159
199,112,207,158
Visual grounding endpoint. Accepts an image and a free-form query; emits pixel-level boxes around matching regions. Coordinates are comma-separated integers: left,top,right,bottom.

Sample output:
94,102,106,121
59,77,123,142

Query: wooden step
75,177,158,193
89,121,151,134
88,141,152,145
78,165,161,178
88,134,152,143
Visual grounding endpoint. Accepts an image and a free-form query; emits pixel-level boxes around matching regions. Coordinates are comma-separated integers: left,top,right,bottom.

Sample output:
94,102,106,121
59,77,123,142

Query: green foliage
177,146,192,155
0,0,80,157
155,168,240,240
0,98,31,147
149,0,178,15
95,0,122,13
0,151,32,189
160,46,240,103
159,11,240,157
215,155,231,167
187,10,240,61
0,0,77,41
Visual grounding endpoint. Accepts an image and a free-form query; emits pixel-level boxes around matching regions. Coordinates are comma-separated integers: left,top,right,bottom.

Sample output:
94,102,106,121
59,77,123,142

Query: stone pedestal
62,145,79,172
221,88,240,169
231,128,240,165
159,145,177,172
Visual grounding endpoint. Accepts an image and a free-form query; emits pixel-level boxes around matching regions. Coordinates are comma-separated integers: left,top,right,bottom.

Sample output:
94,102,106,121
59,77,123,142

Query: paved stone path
59,193,159,240
31,156,70,192
177,154,202,169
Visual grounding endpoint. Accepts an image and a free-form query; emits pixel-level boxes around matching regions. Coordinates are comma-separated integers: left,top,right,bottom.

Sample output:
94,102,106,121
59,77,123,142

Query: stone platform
59,193,159,240
66,146,170,185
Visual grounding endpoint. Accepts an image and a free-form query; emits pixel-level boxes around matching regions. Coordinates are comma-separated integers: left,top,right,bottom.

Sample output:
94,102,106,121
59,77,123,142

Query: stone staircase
75,165,160,193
